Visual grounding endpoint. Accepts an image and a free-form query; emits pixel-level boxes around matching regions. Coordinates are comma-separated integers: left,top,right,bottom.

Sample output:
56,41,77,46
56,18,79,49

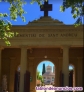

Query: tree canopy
0,0,84,46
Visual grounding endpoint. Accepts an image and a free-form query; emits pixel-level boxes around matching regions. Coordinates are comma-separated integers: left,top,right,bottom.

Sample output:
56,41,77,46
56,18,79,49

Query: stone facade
0,16,83,92
42,65,55,85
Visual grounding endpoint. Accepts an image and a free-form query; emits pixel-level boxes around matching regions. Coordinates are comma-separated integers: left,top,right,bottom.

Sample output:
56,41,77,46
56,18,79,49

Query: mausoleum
0,1,83,92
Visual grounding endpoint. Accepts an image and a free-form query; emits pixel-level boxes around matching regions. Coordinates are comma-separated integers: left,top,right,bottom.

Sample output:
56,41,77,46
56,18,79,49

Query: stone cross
40,0,52,16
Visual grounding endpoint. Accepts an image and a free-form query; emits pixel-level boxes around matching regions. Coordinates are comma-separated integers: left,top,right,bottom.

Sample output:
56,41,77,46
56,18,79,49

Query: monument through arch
0,0,83,92
36,60,55,86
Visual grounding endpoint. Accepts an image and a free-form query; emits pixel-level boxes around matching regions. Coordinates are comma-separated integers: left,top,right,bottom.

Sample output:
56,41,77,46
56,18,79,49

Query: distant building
42,65,55,85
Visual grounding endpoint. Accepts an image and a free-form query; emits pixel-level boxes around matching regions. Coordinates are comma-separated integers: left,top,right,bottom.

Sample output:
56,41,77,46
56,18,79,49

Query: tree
0,0,26,46
37,70,40,79
42,63,46,75
60,0,84,27
0,0,83,46
37,70,43,83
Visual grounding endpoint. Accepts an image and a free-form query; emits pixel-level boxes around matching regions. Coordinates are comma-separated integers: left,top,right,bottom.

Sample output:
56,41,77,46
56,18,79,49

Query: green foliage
60,0,83,27
31,0,44,5
0,0,26,46
37,70,43,83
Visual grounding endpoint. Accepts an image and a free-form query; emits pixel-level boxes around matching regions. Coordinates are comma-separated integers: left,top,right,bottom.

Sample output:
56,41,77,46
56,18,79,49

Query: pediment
27,16,65,26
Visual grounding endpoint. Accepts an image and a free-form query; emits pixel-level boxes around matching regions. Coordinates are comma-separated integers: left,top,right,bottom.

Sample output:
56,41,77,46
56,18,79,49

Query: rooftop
43,72,55,76
27,16,65,26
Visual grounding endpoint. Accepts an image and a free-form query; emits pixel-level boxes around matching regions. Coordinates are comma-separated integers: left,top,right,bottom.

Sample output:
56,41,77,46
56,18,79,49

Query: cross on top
40,0,52,17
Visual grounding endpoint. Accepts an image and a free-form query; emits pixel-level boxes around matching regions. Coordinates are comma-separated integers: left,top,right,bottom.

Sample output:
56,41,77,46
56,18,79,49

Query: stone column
33,61,36,92
9,57,16,92
55,58,59,87
62,45,70,88
58,57,62,87
77,57,83,87
0,47,4,89
19,46,27,92
28,57,34,92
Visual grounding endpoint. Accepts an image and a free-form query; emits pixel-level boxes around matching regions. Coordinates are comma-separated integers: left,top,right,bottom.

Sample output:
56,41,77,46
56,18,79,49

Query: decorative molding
28,57,83,59
58,57,62,59
61,45,71,49
77,57,83,60
28,57,34,59
12,29,83,32
0,46,4,50
29,48,33,53
60,48,63,53
58,57,83,60
10,57,16,60
19,45,28,49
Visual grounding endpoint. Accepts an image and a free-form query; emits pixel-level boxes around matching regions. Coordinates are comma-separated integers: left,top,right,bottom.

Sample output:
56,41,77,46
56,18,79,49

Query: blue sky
0,0,78,25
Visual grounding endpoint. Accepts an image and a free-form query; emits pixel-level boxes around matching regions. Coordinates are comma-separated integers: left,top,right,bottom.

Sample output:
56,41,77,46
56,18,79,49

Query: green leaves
0,19,14,46
73,14,77,19
37,70,43,83
61,0,83,27
30,0,45,6
0,13,8,17
9,0,26,21
60,6,65,12
0,0,26,46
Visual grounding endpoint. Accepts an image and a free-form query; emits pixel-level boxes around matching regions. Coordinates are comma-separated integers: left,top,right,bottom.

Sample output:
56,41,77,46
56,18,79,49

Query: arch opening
36,60,55,86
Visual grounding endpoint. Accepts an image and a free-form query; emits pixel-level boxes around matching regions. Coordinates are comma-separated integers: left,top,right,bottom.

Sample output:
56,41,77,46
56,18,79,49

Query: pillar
77,57,83,87
28,57,34,92
0,47,4,89
55,58,59,87
19,46,27,92
62,45,70,88
58,57,62,86
9,57,16,92
33,61,36,92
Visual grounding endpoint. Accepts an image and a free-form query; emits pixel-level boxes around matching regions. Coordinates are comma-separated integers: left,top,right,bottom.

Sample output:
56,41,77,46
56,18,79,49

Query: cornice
28,57,35,59
11,27,83,30
58,57,83,59
11,29,83,33
77,57,83,60
60,45,71,50
10,57,16,60
19,45,28,49
0,46,4,50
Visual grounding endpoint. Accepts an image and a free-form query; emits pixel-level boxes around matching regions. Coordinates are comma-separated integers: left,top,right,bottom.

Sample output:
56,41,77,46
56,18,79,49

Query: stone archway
36,60,56,88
